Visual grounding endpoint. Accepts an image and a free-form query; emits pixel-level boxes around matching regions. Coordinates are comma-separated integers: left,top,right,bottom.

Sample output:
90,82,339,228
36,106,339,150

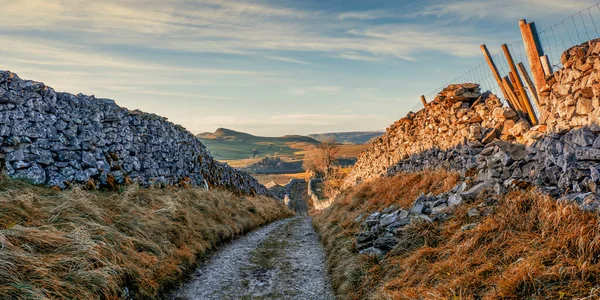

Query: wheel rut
171,216,334,300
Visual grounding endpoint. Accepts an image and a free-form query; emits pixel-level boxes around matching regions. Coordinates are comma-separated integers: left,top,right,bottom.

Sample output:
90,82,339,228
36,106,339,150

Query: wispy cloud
347,25,485,60
103,85,240,100
338,10,389,20
417,0,599,21
289,85,342,96
2,0,491,62
268,113,380,126
4,0,569,135
265,56,314,65
334,52,379,61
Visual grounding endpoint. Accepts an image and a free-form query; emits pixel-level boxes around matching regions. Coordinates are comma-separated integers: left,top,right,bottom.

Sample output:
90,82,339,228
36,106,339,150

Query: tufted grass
0,174,293,299
313,171,600,299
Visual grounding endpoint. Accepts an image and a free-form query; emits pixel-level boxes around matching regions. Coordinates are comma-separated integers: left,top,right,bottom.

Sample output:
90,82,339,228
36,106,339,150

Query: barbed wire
410,2,600,114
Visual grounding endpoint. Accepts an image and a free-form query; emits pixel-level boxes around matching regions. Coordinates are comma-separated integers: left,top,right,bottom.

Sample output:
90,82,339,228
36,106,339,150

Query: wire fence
410,2,600,114
537,3,600,72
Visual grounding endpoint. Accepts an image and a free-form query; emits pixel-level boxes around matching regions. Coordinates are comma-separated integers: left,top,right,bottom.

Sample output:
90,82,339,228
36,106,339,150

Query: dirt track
171,216,333,300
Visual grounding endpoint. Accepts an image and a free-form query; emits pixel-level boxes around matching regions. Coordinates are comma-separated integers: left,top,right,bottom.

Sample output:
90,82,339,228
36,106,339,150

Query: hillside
314,171,600,299
196,128,320,161
308,131,384,144
313,39,600,299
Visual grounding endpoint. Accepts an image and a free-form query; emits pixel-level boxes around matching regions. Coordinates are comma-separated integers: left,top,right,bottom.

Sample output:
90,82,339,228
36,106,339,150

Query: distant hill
308,131,384,144
198,128,319,144
197,128,375,170
196,128,320,161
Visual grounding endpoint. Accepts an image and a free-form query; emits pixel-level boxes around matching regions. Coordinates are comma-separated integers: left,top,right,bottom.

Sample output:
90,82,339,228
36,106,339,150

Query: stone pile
0,71,271,197
356,182,492,257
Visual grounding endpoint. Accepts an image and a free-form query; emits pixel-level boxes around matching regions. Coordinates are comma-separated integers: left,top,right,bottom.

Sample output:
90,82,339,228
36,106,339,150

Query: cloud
102,85,240,100
338,10,389,20
1,0,492,62
0,35,268,76
268,113,380,126
265,56,314,65
334,52,379,61
417,0,599,22
289,86,342,96
347,25,485,59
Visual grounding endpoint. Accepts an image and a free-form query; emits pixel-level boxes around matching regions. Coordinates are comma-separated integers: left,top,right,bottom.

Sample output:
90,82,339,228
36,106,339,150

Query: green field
197,128,319,161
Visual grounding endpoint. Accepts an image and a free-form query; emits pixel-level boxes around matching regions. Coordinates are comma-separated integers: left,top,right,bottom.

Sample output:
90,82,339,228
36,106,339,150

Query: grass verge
0,175,293,299
313,171,600,299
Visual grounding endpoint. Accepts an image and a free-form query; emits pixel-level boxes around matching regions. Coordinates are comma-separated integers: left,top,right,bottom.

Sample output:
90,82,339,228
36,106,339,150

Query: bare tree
318,138,340,177
303,138,340,179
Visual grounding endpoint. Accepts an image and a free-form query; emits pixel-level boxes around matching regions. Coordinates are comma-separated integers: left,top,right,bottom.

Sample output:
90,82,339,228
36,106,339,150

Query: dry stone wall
344,40,600,257
344,84,534,189
346,39,600,207
538,38,600,132
0,71,270,197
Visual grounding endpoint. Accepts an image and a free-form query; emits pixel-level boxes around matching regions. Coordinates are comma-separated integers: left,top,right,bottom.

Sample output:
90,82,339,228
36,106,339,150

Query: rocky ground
171,216,333,300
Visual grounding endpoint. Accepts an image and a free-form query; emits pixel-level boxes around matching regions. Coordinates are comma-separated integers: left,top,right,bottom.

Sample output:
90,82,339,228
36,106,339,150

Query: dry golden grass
313,171,600,299
222,158,264,168
336,144,371,158
0,175,292,299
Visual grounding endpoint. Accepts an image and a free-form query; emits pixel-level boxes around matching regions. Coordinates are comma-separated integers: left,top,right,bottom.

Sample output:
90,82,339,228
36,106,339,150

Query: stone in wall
0,70,271,197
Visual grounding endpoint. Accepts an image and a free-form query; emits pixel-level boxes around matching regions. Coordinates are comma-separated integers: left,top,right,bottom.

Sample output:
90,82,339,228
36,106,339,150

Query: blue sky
2,0,597,136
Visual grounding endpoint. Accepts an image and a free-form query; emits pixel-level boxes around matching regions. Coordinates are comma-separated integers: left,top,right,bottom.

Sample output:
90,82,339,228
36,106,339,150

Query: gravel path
171,216,334,300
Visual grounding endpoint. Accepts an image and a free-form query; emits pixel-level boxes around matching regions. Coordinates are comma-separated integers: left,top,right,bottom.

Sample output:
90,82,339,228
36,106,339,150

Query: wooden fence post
420,95,427,107
508,71,522,106
480,44,510,101
505,74,531,121
540,55,553,76
517,62,540,108
520,19,546,97
502,76,523,112
502,44,538,125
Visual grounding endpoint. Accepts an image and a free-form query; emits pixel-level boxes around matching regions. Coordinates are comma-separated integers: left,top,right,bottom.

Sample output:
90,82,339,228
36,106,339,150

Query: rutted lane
171,216,334,300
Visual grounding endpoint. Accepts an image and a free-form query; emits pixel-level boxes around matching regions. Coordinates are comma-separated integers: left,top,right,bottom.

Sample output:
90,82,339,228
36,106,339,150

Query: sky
2,0,598,136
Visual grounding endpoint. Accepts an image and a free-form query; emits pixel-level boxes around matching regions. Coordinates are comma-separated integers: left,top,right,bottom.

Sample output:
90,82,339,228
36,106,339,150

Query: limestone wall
0,71,270,196
343,84,537,189
539,39,600,132
345,39,600,203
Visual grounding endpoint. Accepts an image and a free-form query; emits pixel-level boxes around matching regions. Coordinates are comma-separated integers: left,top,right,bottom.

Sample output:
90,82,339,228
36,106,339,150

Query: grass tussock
0,175,292,299
313,171,600,299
